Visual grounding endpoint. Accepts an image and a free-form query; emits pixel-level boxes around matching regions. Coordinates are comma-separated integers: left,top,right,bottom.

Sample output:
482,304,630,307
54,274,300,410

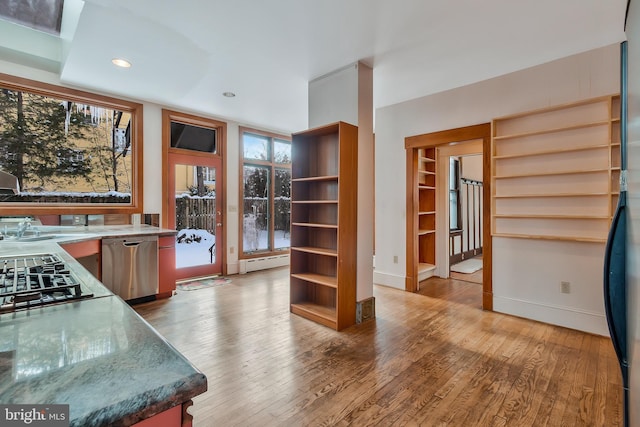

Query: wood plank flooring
134,267,623,426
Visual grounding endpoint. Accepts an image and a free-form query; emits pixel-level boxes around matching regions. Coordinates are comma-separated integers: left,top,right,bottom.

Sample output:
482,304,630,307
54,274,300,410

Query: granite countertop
0,232,207,426
0,224,177,245
0,298,207,426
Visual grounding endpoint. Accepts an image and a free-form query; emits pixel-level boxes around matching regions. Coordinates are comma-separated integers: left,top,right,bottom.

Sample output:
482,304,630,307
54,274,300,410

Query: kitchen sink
14,235,58,242
2,233,92,242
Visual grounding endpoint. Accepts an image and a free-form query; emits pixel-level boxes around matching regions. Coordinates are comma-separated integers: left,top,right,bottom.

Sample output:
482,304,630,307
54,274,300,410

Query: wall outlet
560,281,571,294
230,246,234,254
393,255,398,264
73,215,87,226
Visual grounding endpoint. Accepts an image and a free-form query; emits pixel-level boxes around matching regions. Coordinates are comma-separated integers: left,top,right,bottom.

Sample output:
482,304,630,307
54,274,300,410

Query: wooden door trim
405,123,493,311
162,109,227,277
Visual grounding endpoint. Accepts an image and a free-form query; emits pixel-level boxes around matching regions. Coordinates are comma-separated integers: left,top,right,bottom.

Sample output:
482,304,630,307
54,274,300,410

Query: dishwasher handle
123,241,144,247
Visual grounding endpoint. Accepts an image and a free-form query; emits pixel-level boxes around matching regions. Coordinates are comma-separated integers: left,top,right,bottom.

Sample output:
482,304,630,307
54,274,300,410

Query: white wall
308,62,375,302
309,63,359,128
374,44,620,335
461,155,482,182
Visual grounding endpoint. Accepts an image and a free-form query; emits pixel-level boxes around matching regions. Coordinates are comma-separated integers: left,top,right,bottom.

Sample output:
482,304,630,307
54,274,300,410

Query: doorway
405,123,492,310
169,153,222,279
447,154,483,286
162,110,226,281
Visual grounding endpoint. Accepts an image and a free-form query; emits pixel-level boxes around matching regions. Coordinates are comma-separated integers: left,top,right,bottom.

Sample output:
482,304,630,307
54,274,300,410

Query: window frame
449,157,462,231
239,127,291,259
0,72,144,214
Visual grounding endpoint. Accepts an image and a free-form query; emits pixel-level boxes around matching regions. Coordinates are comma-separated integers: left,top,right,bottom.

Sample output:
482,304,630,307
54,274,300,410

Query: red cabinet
158,235,176,299
60,239,101,279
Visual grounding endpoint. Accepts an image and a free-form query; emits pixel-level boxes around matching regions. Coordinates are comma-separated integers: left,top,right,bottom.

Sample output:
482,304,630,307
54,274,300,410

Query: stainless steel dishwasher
101,235,158,301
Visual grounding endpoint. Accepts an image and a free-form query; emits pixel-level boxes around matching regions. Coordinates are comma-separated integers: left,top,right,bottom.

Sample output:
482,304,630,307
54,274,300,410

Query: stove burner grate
0,254,93,313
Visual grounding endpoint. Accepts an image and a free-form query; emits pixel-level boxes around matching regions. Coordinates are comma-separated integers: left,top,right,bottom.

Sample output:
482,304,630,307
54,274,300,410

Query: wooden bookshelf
491,95,620,242
290,121,358,331
417,148,436,280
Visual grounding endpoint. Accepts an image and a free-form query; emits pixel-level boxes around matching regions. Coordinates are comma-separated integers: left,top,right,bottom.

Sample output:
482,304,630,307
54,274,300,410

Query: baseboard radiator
239,254,290,274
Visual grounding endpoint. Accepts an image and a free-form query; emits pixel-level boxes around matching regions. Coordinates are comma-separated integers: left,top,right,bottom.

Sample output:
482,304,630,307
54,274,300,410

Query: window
195,166,216,186
240,128,291,256
170,122,217,153
0,72,143,214
449,157,461,230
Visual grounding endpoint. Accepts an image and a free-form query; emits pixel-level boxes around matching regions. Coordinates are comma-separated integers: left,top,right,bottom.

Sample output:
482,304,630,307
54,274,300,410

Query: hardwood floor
134,267,623,426
449,269,483,285
418,276,483,309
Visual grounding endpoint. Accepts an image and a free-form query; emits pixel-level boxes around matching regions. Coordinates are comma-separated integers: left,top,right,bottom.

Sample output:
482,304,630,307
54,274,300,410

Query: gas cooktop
0,253,94,313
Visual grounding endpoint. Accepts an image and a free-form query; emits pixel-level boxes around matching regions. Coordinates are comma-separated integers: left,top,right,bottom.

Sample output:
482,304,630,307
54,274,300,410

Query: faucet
16,218,31,238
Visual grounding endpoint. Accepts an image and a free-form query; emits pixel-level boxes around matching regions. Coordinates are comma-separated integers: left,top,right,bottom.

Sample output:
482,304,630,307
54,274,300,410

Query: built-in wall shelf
491,95,620,242
413,147,437,278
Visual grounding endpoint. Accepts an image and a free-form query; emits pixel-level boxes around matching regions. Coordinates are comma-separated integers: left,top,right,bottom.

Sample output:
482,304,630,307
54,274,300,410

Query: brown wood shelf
493,214,610,220
419,156,436,162
493,144,609,160
418,229,436,236
292,175,339,182
291,246,338,257
290,302,337,328
418,170,436,175
493,168,609,179
418,211,436,215
492,233,607,244
493,192,609,199
492,121,609,141
418,262,436,273
291,272,338,288
291,200,338,204
418,185,436,190
291,222,338,229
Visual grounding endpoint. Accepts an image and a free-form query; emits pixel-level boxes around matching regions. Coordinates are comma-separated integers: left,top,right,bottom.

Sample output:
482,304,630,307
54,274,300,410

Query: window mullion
270,158,275,251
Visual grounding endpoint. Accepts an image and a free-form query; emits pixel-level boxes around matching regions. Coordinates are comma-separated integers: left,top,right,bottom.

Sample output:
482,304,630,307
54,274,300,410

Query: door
168,152,223,280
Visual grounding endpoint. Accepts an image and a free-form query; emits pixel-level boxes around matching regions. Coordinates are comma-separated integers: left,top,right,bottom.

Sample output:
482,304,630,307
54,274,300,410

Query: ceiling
0,0,628,133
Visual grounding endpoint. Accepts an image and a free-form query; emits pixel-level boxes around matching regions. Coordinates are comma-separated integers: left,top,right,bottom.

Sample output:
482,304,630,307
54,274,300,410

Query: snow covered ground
175,229,216,268
176,228,290,269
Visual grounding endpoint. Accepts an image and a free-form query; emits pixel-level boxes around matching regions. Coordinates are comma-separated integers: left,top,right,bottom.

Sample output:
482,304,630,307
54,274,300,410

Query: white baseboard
493,295,609,337
373,270,405,290
226,263,240,275
238,254,290,274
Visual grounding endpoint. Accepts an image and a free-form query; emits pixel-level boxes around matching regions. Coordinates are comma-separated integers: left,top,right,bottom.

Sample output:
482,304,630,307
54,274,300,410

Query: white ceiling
0,0,629,133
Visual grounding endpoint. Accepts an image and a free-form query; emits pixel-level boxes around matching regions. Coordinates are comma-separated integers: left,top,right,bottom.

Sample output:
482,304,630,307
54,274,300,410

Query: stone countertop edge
58,224,178,241
71,302,208,427
0,234,208,426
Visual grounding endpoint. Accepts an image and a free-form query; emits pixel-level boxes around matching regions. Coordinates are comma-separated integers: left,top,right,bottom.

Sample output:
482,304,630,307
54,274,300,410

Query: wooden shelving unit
290,121,358,331
491,95,620,242
417,148,436,281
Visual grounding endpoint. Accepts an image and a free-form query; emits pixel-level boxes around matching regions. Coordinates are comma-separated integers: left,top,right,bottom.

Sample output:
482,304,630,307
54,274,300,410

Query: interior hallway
135,267,622,426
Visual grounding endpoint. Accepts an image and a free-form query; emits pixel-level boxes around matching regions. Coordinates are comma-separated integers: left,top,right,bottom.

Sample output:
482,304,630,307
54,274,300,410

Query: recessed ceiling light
112,58,132,68
223,92,236,98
